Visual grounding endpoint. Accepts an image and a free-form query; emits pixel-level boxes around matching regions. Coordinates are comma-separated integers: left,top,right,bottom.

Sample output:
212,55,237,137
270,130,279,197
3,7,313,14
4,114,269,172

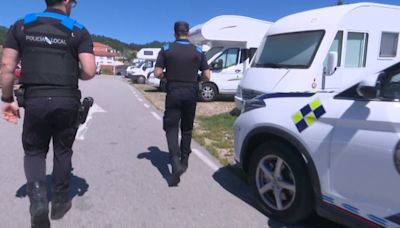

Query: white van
189,15,272,101
126,48,160,84
236,3,400,109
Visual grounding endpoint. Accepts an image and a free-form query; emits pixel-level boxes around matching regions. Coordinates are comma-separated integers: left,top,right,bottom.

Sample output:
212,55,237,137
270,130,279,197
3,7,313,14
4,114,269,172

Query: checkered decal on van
292,98,326,133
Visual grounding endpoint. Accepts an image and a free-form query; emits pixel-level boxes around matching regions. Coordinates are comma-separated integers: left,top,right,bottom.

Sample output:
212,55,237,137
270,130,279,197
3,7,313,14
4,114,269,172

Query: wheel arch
241,126,322,201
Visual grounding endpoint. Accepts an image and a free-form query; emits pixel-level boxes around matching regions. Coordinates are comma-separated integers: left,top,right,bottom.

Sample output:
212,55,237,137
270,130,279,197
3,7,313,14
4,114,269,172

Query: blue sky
1,0,399,44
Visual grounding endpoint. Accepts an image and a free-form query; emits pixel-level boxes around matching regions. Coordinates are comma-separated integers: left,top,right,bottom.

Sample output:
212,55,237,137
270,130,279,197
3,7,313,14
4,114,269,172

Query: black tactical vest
20,12,82,87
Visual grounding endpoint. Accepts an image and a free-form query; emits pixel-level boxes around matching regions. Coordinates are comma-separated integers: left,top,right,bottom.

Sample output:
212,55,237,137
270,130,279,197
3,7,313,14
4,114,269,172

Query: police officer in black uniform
155,21,210,186
1,0,96,227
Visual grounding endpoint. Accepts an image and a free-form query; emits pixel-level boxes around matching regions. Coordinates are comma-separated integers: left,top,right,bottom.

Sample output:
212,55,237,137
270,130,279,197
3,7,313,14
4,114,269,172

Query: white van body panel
236,3,400,109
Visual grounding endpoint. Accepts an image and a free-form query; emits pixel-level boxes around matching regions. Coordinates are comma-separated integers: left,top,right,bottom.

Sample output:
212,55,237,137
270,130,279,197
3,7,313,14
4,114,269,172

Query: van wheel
137,75,146,84
248,141,314,224
199,83,217,102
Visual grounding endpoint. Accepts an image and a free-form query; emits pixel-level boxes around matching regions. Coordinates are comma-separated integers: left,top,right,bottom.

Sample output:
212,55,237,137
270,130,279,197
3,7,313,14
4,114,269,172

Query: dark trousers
22,96,80,191
163,86,197,159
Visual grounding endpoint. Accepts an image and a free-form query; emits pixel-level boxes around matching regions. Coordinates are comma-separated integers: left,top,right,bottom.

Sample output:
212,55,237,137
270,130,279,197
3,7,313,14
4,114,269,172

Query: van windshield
205,47,223,61
133,62,144,68
253,30,325,69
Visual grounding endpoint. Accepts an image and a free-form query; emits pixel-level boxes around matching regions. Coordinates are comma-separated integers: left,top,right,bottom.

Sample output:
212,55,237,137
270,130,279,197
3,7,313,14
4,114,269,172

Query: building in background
93,42,125,74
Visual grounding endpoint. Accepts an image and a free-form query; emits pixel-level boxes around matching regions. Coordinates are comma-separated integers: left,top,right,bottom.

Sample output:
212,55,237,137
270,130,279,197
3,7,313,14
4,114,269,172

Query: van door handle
235,69,241,73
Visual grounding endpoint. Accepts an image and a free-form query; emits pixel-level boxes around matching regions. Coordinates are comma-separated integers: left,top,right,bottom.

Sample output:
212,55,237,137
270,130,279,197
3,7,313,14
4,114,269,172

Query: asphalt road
0,76,343,228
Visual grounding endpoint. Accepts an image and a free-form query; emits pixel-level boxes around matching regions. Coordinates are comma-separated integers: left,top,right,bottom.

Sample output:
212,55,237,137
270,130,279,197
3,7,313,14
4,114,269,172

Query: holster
14,87,26,108
78,97,94,125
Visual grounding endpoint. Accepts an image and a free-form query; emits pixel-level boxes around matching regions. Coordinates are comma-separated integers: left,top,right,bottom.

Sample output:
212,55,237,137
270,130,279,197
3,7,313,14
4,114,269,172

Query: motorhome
189,15,273,101
126,48,160,84
236,2,400,110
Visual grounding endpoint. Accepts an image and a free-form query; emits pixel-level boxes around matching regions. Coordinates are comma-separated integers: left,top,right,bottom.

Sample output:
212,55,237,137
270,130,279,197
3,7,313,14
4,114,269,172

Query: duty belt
24,86,81,98
167,81,197,88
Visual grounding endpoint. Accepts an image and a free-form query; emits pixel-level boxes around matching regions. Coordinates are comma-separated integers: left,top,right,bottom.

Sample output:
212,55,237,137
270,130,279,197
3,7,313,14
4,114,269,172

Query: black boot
181,153,190,173
27,181,50,228
169,157,184,186
51,189,71,220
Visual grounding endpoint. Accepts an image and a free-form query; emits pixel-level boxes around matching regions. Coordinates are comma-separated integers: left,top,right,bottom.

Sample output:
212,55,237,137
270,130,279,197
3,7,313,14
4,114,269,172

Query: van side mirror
325,52,338,76
357,72,382,98
211,59,223,70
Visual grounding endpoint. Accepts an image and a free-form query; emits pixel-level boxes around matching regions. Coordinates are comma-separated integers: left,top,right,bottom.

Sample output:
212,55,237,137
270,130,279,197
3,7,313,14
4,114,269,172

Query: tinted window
213,48,239,68
380,32,398,58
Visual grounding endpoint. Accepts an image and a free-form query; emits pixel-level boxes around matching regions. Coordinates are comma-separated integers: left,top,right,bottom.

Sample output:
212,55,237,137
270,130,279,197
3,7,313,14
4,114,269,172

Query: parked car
234,62,400,227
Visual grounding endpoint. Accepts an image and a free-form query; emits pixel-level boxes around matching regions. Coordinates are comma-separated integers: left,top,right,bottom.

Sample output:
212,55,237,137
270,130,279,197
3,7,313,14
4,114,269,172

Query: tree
336,0,344,5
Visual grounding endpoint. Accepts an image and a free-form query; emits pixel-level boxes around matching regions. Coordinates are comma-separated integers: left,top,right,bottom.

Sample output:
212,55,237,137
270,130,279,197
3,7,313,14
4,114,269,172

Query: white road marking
127,84,137,95
192,148,220,171
138,98,143,102
144,104,150,109
151,112,162,121
76,103,107,141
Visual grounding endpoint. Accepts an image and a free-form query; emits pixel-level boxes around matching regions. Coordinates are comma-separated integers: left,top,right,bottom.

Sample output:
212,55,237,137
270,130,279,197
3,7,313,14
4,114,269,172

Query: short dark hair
45,0,64,7
174,21,189,36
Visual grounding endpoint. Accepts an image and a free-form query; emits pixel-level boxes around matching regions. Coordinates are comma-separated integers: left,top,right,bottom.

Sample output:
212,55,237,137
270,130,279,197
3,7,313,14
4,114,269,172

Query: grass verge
193,112,238,166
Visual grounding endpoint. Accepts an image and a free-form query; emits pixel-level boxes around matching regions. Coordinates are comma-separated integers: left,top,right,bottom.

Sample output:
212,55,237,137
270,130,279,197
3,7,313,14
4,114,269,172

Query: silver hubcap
256,155,296,211
202,86,214,100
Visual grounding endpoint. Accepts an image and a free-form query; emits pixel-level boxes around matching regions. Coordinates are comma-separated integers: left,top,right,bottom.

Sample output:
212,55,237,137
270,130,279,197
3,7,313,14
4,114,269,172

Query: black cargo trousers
22,88,81,192
163,83,197,160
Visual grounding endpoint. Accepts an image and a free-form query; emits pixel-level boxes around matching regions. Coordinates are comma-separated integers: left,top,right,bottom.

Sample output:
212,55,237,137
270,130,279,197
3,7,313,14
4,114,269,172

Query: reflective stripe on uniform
23,12,83,30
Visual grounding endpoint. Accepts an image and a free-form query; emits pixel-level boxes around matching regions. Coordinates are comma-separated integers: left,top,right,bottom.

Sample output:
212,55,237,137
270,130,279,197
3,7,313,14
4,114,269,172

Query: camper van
189,15,273,101
236,3,400,109
126,48,160,84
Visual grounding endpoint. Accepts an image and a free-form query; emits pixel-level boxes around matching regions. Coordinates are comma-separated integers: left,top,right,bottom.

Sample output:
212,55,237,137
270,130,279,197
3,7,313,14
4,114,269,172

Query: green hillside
0,25,9,45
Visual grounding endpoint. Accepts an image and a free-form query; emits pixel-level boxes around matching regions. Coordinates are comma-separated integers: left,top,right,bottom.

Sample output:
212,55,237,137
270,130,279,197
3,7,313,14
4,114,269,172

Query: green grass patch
193,113,238,166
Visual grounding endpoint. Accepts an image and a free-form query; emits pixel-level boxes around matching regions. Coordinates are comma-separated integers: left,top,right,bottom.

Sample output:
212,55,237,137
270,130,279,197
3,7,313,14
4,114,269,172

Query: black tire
199,83,217,102
137,75,146,84
248,141,314,224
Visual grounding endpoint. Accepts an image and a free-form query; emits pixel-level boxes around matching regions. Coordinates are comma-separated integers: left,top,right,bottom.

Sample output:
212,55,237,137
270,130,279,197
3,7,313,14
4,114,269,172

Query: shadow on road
15,174,89,201
213,166,345,228
137,146,171,186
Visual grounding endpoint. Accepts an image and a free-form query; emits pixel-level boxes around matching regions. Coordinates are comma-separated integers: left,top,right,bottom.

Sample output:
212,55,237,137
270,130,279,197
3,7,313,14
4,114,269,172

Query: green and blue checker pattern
292,98,326,133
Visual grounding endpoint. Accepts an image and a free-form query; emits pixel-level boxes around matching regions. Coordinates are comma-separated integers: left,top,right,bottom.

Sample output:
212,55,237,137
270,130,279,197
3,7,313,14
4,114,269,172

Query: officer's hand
2,102,20,124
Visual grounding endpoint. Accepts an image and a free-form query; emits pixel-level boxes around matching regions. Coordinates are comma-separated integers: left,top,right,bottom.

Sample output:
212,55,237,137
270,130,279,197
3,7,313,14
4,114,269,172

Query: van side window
213,48,240,68
380,32,399,58
240,48,258,63
345,32,368,68
324,31,343,68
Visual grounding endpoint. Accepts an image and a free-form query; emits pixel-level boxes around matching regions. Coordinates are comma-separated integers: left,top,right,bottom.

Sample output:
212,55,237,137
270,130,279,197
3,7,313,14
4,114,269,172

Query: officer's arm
1,48,19,98
79,53,96,80
201,69,211,82
154,67,164,79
